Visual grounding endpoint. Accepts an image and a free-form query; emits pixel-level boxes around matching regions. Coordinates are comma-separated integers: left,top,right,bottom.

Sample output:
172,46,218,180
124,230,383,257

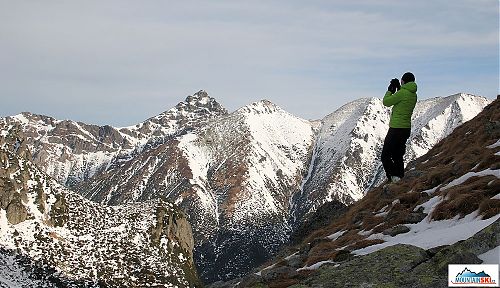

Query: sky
0,0,498,126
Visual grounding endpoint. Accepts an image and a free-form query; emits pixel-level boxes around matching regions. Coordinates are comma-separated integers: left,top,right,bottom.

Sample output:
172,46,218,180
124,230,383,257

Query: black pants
381,127,411,179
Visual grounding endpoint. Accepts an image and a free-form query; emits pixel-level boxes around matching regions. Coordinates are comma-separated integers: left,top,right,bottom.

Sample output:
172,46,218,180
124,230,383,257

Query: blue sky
0,0,498,126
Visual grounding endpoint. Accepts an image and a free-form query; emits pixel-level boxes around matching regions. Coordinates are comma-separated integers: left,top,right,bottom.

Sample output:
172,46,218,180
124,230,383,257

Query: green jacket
383,82,418,128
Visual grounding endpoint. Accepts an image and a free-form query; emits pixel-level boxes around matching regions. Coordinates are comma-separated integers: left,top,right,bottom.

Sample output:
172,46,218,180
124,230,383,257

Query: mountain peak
185,90,210,104
237,99,286,115
176,90,227,115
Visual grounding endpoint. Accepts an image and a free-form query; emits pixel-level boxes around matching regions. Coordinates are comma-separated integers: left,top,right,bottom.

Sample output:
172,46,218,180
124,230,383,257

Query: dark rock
6,199,27,225
261,266,298,282
286,254,307,268
299,243,312,255
290,200,348,245
49,194,69,227
404,169,424,180
405,212,427,224
383,225,410,237
382,184,395,198
0,184,15,210
301,244,443,288
426,245,449,256
236,274,263,287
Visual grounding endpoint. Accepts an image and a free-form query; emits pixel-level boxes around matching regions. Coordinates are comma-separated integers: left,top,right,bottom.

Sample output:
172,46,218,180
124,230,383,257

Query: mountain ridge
0,91,492,284
212,96,500,288
0,126,202,287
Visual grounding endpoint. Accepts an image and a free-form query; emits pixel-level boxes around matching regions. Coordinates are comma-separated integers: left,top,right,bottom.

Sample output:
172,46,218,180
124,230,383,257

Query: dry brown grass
432,175,499,221
398,191,426,206
268,278,299,288
479,199,500,219
361,215,385,231
347,239,385,251
293,99,500,271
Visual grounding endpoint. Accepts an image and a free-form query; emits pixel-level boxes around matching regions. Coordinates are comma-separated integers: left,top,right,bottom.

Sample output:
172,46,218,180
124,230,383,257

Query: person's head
401,72,415,85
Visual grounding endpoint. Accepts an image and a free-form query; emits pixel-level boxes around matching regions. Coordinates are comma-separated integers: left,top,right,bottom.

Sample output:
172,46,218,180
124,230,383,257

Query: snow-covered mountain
0,127,201,287
223,96,500,288
295,94,491,223
0,91,490,283
75,99,317,282
0,91,227,187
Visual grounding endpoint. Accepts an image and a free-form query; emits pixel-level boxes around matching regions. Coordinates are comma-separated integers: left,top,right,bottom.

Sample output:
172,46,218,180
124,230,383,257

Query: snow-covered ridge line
0,91,492,283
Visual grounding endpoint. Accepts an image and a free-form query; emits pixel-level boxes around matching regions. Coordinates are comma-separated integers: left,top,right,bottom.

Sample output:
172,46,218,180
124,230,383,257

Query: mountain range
210,95,500,288
0,90,491,284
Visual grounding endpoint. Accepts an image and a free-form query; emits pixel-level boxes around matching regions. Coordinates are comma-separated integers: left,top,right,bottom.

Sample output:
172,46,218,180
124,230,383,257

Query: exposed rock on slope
0,128,201,287
76,99,317,283
0,91,226,187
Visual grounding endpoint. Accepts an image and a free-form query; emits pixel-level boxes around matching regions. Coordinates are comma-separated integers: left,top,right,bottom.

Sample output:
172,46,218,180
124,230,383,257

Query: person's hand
388,83,395,93
388,81,396,93
391,78,401,91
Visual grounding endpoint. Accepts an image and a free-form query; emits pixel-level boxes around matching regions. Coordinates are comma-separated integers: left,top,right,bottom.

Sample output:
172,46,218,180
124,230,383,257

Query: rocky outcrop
289,219,499,288
290,200,348,244
5,199,27,225
0,127,30,225
150,204,195,264
0,129,202,287
225,219,498,288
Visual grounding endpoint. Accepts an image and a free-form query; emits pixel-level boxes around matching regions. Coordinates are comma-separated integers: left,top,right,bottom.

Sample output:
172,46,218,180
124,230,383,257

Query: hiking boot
391,176,401,183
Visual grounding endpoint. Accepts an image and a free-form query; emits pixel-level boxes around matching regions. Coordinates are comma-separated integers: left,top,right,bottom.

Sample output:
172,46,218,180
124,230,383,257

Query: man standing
381,72,417,183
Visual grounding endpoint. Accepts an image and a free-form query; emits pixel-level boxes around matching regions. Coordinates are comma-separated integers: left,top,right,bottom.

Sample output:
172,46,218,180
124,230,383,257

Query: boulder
405,211,427,224
286,254,307,268
383,225,410,236
300,244,444,288
6,199,27,225
261,266,298,282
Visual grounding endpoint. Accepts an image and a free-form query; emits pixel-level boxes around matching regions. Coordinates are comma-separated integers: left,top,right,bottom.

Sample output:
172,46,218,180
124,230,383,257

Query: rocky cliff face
0,128,201,287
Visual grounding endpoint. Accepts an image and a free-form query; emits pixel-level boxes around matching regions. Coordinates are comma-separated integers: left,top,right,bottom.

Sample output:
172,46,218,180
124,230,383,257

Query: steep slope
0,91,227,187
0,128,201,287
294,94,490,223
228,96,500,288
76,100,316,283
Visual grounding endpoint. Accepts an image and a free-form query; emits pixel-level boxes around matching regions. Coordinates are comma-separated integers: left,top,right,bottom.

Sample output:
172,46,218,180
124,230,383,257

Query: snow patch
297,260,336,271
354,212,500,256
441,169,500,191
327,230,346,241
478,246,500,264
486,139,500,149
